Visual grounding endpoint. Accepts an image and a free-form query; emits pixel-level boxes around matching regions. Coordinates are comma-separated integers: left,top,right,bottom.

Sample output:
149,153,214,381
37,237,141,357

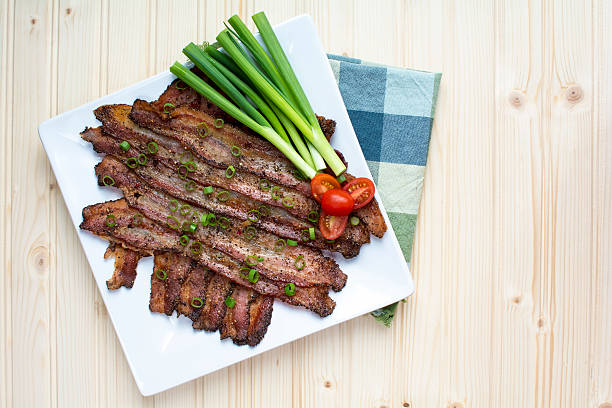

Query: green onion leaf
259,178,271,191
214,118,224,128
257,204,270,217
230,145,241,157
243,226,257,240
188,223,197,234
179,204,192,216
179,234,190,246
216,190,230,202
200,213,209,226
179,150,193,164
294,255,305,270
309,227,316,241
167,215,180,230
206,213,217,226
197,121,210,138
225,296,236,308
190,297,204,308
247,209,260,222
155,269,168,281
337,174,347,184
102,175,115,187
202,186,214,195
307,210,319,223
119,141,130,151
274,239,286,251
185,180,196,191
247,268,259,283
284,282,296,296
350,216,360,226
191,241,202,255
245,255,260,266
105,214,116,227
270,185,282,200
131,213,143,226
137,153,147,166
163,102,175,114
218,216,230,229
286,239,297,247
169,199,179,212
126,157,138,168
225,165,236,178
147,141,158,154
300,229,311,242
282,196,294,207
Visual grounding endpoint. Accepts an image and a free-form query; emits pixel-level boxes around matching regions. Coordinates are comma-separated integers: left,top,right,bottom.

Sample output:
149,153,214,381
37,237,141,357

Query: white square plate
39,15,414,396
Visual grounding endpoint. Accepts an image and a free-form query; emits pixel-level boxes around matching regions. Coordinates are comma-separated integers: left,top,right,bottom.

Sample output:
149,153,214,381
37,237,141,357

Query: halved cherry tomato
310,173,340,203
343,177,375,209
321,189,354,216
319,210,348,240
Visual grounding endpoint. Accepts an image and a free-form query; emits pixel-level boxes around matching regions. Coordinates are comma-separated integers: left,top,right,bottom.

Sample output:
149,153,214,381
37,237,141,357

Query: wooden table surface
2,0,612,407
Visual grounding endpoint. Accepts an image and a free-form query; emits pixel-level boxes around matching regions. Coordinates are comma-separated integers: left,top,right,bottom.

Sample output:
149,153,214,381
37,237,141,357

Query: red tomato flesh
310,173,341,203
343,177,375,209
319,211,348,240
321,189,354,216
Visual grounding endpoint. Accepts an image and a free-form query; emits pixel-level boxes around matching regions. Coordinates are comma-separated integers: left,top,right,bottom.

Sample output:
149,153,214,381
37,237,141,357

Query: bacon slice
93,155,347,291
192,272,233,331
80,200,336,317
176,264,213,321
82,125,368,258
220,285,254,345
103,243,142,290
150,251,192,315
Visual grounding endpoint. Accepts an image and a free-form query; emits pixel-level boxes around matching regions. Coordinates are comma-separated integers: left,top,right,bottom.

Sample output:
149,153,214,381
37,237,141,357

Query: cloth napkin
327,54,441,326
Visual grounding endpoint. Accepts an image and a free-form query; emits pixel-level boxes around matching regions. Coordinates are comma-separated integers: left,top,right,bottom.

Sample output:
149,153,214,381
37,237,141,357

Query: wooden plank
10,0,55,406
0,0,13,407
547,0,594,406
592,1,612,405
53,1,103,406
489,0,542,406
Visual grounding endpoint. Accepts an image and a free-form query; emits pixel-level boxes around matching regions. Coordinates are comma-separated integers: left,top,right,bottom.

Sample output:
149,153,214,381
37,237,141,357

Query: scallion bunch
169,12,346,180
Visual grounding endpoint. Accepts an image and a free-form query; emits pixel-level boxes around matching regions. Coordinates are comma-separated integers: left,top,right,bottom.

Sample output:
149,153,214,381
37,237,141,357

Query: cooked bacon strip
93,156,347,291
192,273,233,331
94,104,319,219
220,286,254,345
103,243,142,290
151,84,388,239
246,293,274,346
80,200,336,317
150,251,192,315
82,126,367,258
176,264,213,321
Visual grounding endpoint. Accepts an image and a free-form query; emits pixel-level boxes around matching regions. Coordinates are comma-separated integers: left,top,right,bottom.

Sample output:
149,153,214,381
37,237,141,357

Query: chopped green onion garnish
282,197,294,207
102,175,115,187
200,213,209,226
284,282,296,296
294,255,305,270
247,209,260,222
307,210,319,223
337,174,347,184
230,145,241,156
132,213,143,226
185,162,196,172
214,118,224,128
206,213,217,226
147,141,158,154
163,102,175,114
274,239,286,251
259,178,271,191
179,234,190,246
105,214,116,227
119,141,130,151
257,204,270,217
191,241,202,255
179,150,193,164
225,296,236,308
188,223,197,234
126,157,138,168
197,121,210,138
218,217,230,229
245,255,261,266
178,165,188,179
243,226,257,240
202,186,214,195
169,199,179,212
247,268,259,283
287,239,297,246
270,185,281,199
137,153,147,166
309,227,315,241
167,215,180,229
350,216,360,226
300,229,311,242
190,297,204,308
179,204,192,216
155,269,168,281
216,190,230,202
185,180,196,191
175,80,187,90
225,165,236,178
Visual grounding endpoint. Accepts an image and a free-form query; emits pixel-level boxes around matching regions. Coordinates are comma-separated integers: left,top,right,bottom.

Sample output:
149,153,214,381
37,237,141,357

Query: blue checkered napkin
327,54,441,326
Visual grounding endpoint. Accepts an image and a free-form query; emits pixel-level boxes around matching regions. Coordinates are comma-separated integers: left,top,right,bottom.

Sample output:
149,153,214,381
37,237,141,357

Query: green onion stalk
169,62,316,180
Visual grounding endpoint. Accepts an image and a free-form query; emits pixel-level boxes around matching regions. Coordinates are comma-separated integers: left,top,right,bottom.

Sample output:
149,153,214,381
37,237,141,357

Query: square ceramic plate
39,15,414,396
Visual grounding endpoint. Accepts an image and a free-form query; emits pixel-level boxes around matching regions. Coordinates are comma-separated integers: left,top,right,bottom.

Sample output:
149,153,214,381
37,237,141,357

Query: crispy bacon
80,200,336,317
192,272,233,331
103,243,142,290
149,251,192,315
176,264,213,321
82,125,368,258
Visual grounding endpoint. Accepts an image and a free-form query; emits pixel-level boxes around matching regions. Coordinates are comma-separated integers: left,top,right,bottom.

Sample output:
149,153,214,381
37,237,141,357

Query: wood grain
2,0,612,406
